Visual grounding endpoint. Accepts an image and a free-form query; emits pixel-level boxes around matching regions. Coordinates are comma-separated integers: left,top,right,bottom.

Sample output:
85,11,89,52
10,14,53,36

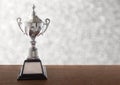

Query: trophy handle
17,17,26,35
38,18,50,36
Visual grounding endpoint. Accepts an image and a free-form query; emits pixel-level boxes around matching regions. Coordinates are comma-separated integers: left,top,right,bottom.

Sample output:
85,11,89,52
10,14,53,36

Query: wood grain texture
0,65,120,85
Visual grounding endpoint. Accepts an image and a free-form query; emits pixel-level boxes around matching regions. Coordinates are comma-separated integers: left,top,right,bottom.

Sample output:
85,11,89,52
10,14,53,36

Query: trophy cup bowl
17,5,50,80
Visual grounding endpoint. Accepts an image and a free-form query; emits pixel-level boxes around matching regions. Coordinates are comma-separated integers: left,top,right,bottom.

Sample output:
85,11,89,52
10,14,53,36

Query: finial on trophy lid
32,4,35,17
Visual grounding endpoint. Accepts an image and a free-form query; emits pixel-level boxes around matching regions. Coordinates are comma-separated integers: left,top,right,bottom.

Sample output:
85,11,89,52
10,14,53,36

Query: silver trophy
17,5,50,80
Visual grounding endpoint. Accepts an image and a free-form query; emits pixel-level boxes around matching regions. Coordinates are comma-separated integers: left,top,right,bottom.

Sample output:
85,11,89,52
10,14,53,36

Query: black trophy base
17,59,47,80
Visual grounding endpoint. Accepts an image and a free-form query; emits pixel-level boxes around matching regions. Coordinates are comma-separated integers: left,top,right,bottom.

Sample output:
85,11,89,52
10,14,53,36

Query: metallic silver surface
17,5,50,60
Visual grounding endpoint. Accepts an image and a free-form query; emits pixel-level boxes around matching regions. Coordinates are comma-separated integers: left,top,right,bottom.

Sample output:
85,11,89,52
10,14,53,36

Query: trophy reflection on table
17,5,50,80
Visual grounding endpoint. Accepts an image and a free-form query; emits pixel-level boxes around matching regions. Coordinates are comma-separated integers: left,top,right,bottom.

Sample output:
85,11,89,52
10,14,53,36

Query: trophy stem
27,39,39,59
31,39,36,48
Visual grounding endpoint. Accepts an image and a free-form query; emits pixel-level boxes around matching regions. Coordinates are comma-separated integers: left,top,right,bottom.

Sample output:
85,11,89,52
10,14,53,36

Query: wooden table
0,65,120,85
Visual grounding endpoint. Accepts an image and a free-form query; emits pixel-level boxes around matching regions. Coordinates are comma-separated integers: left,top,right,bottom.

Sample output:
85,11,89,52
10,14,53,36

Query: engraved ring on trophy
16,5,50,80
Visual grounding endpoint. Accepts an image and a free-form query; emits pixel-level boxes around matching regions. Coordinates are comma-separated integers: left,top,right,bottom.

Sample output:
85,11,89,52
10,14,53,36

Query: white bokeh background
0,0,120,65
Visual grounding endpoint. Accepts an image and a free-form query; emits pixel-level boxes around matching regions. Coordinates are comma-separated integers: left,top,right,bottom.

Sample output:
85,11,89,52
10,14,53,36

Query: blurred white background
0,0,120,65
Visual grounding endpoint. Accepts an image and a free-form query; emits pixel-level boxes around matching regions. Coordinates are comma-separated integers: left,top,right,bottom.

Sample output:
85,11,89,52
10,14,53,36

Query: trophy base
17,59,47,80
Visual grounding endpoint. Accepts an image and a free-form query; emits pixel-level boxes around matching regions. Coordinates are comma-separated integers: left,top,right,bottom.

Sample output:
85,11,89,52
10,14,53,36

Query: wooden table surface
0,65,120,85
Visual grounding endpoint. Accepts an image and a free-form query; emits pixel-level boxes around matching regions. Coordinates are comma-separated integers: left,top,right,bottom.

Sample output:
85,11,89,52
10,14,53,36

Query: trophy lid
31,5,42,23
